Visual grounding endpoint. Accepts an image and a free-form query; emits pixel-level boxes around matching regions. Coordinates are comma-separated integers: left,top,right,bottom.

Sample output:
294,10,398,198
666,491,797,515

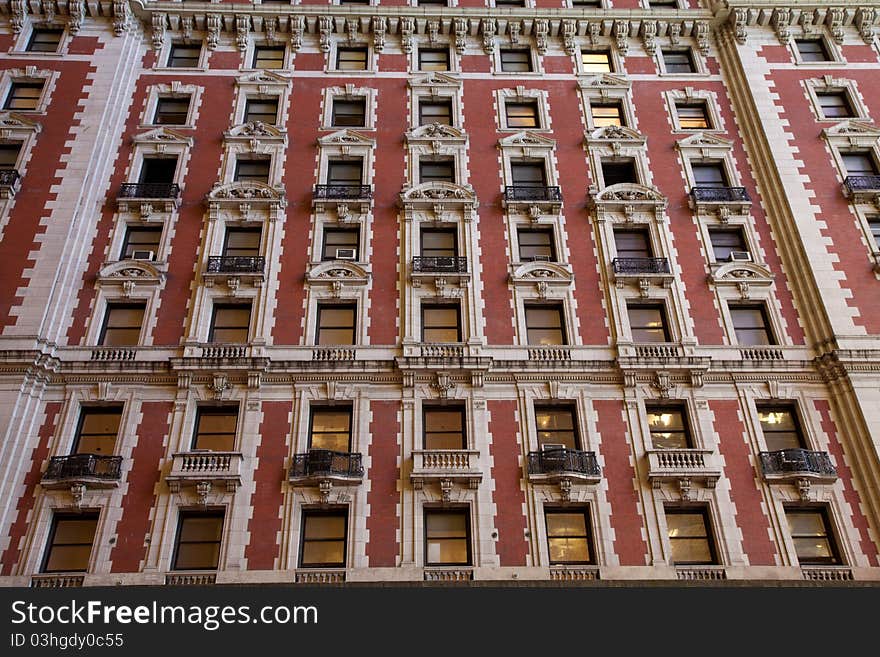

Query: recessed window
524,304,566,346
757,405,804,451
336,47,368,71
27,28,63,53
627,303,670,343
729,304,775,346
192,406,238,451
209,304,251,343
842,152,879,176
424,405,465,450
867,216,880,250
419,98,453,126
614,229,652,259
795,38,831,62
420,158,456,183
316,304,357,346
708,228,748,262
252,45,285,69
121,226,162,260
422,304,461,342
4,82,43,110
665,507,717,565
816,91,855,119
425,509,471,566
338,0,369,4
139,157,177,184
418,0,449,5
421,228,458,258
500,49,533,73
223,228,262,257
518,228,556,262
646,405,692,449
99,303,145,347
495,0,526,5
310,406,352,451
327,160,363,186
300,510,348,568
534,405,579,450
167,43,201,68
0,143,21,171
545,508,594,565
153,96,190,125
419,48,450,72
322,228,360,261
172,511,224,571
41,513,98,573
244,97,279,124
73,407,122,455
331,98,366,127
581,49,613,73
590,100,625,128
572,0,602,6
505,100,540,129
234,158,271,183
511,161,547,187
601,158,638,186
691,161,729,188
675,102,711,129
785,507,841,565
662,49,696,74
648,0,678,6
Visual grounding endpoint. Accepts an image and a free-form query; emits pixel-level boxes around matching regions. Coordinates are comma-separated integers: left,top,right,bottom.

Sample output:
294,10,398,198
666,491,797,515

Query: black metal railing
43,454,123,481
313,184,373,200
412,256,468,274
289,450,364,479
207,255,265,274
690,186,751,203
118,182,181,199
612,257,670,275
504,186,563,202
844,175,880,193
0,168,21,186
759,449,837,478
527,448,600,477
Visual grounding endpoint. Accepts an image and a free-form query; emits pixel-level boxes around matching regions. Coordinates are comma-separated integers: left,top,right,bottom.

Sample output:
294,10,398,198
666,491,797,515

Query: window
309,406,352,451
167,43,201,68
244,98,279,124
545,508,594,565
422,304,461,342
665,507,717,565
868,216,880,250
322,228,360,261
692,162,729,188
252,45,285,69
511,162,547,188
419,0,449,5
121,226,162,260
662,49,696,74
209,304,251,343
495,0,526,5
534,405,578,449
648,0,678,6
614,229,652,259
795,39,831,62
331,98,366,127
172,512,224,571
729,304,775,346
590,101,625,128
757,405,804,451
0,143,21,170
842,152,879,176
420,158,455,183
73,407,122,455
423,406,465,450
646,405,692,449
316,304,356,345
153,96,190,125
708,228,747,262
601,158,638,186
338,0,369,3
500,49,533,73
27,28,63,53
425,509,471,566
99,303,145,347
327,160,363,186
816,92,854,119
675,102,711,129
192,406,238,451
223,228,262,257
785,507,841,565
139,157,177,184
419,48,450,72
336,47,368,71
581,50,613,73
419,99,453,127
525,304,566,345
41,514,98,573
627,303,670,342
572,0,602,7
4,82,43,110
421,229,457,258
234,158,270,183
300,510,348,568
505,101,540,129
518,228,556,262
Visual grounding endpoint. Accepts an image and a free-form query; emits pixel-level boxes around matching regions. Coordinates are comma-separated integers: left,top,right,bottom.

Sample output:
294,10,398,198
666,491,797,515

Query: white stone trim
140,82,203,130
663,87,725,133
804,76,870,123
655,43,709,77
407,72,463,130
232,70,292,128
320,84,377,131
495,86,552,132
0,66,60,115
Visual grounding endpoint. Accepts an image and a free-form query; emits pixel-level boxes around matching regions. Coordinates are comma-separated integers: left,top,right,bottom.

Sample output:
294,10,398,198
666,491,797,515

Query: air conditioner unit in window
130,250,155,261
728,251,752,262
335,248,357,260
531,255,552,262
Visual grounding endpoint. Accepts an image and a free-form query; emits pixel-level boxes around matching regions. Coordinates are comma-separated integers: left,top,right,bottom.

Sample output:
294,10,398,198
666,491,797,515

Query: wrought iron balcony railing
844,175,880,193
118,182,181,199
207,255,265,274
43,454,123,481
759,449,837,479
504,185,562,202
527,448,600,477
0,168,21,186
690,186,751,203
289,449,364,479
412,256,468,274
612,257,670,275
313,184,373,200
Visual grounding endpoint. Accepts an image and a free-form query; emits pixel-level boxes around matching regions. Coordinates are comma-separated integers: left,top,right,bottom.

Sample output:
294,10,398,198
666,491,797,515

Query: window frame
3,81,45,111
251,44,287,70
417,47,452,72
321,227,361,262
793,37,840,65
516,227,557,262
208,303,252,343
308,405,353,452
299,508,349,569
153,95,192,126
728,303,776,346
665,506,718,566
316,303,358,346
334,46,371,72
645,404,693,449
243,96,280,125
41,512,99,574
784,505,843,566
421,303,462,343
524,303,567,346
579,48,616,74
191,405,240,452
171,511,225,571
659,48,701,76
25,27,64,54
72,406,123,456
533,404,581,450
756,404,806,452
166,42,204,69
544,506,595,566
504,100,541,130
626,302,672,343
498,48,536,74
98,302,146,347
424,508,472,567
422,404,466,450
331,97,367,128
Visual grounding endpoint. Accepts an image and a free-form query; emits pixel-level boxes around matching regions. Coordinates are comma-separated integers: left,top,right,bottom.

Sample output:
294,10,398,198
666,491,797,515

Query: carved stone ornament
431,372,456,399
70,483,86,509
196,480,211,507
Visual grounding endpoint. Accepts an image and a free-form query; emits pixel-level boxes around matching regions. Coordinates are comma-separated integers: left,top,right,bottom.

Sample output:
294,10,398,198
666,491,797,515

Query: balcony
689,186,751,215
503,185,562,215
313,184,373,218
117,182,181,213
41,454,123,490
411,256,470,289
0,168,21,198
527,448,601,491
843,175,880,203
203,255,265,288
166,451,244,494
758,448,837,486
646,449,721,496
612,257,673,292
288,450,364,501
411,449,482,496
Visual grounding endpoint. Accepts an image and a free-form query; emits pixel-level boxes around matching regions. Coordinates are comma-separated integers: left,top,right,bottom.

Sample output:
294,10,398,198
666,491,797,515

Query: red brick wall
488,400,527,566
366,400,400,566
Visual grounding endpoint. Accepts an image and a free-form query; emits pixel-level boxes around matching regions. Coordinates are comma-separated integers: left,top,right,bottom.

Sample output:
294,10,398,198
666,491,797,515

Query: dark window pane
168,44,201,68
758,406,804,451
209,305,251,343
424,407,465,450
193,406,238,451
646,406,691,449
419,100,453,126
337,47,368,71
322,229,359,261
310,407,352,451
425,510,470,565
244,98,279,124
4,82,43,110
421,229,457,258
0,143,21,168
154,96,190,125
223,228,261,257
74,408,122,455
518,229,555,261
173,512,224,570
525,305,566,346
666,509,716,565
843,153,878,176
614,230,651,259
301,511,347,567
506,102,539,128
628,304,670,342
511,163,546,187
252,45,285,69
332,99,366,127
42,514,98,573
662,49,696,73
708,229,747,262
730,305,774,346
817,92,853,119
100,304,145,347
234,159,270,183
786,508,840,565
500,49,532,72
420,159,455,183
676,103,710,129
534,406,578,449
692,162,728,187
796,39,830,62
327,161,363,185
139,158,177,184
419,48,450,71
602,159,638,185
27,29,63,53
121,226,162,259
317,305,356,345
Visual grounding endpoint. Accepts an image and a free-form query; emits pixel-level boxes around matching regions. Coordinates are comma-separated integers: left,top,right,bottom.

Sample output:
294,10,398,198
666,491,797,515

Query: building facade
1,0,879,586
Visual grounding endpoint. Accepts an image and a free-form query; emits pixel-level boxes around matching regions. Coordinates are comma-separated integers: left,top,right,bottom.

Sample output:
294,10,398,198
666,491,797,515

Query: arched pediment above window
206,181,287,221
400,182,477,221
